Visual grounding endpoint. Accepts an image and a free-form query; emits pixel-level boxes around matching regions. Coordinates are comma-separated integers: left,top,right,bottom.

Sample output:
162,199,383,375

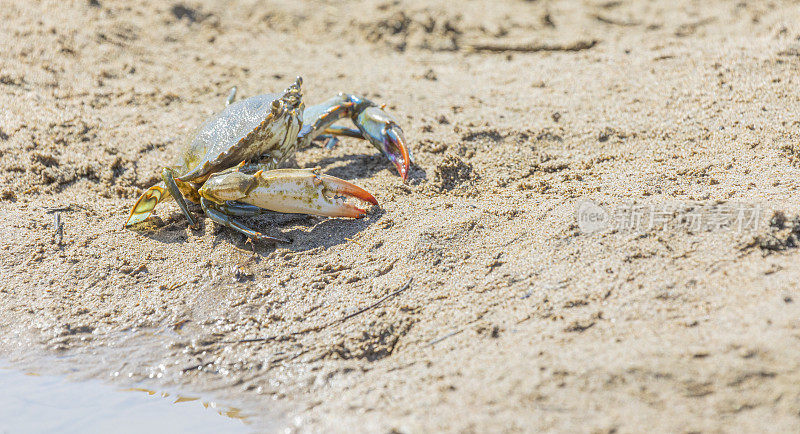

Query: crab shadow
274,209,384,252
133,207,383,254
211,208,384,254
308,153,389,180
306,152,427,183
131,212,203,245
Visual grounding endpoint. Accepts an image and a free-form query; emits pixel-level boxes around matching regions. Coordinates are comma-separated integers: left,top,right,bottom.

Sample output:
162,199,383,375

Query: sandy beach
2,0,800,431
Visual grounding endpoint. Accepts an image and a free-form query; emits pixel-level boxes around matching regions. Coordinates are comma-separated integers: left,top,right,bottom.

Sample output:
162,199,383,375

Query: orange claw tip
395,160,409,182
386,126,410,182
323,204,368,219
319,174,379,207
362,191,379,207
351,206,368,219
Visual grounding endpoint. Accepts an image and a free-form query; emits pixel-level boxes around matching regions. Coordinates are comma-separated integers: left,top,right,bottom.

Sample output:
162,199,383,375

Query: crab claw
199,167,378,219
356,106,411,182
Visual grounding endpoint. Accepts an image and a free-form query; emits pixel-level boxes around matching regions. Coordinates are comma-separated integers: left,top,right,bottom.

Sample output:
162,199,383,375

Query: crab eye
271,99,283,114
285,76,302,93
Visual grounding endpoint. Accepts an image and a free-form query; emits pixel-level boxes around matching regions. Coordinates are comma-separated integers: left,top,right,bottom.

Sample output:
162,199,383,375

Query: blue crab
125,77,410,243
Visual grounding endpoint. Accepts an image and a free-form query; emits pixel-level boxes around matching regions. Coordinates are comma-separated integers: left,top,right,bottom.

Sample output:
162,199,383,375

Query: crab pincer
199,167,378,219
353,106,411,181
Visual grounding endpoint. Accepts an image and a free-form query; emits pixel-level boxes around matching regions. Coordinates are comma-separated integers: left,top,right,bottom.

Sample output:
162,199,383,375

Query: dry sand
2,0,800,431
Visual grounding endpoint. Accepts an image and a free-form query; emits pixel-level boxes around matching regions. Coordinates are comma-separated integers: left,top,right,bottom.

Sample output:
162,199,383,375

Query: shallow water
0,366,250,433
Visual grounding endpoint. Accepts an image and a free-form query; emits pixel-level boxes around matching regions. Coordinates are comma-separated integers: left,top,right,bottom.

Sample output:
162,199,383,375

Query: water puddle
0,366,251,433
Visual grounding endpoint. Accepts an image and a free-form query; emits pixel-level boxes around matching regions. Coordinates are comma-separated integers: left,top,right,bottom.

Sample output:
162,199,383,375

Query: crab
124,77,410,243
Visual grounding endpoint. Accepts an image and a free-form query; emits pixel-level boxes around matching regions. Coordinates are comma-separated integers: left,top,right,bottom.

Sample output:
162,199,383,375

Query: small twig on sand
334,278,412,324
427,329,463,347
53,212,63,247
226,278,413,344
45,205,74,247
45,205,72,213
466,39,598,53
592,14,640,27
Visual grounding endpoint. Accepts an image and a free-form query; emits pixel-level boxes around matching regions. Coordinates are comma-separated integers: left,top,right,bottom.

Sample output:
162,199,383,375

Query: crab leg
201,198,291,243
314,126,363,149
314,125,360,149
322,125,363,139
317,126,401,150
216,201,266,217
125,167,204,227
162,167,198,228
125,181,170,226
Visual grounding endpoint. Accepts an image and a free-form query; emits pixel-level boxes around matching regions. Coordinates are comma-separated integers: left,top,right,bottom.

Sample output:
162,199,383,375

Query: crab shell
174,80,304,184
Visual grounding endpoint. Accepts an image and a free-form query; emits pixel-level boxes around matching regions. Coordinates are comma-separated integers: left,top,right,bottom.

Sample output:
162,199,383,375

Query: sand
2,0,800,431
